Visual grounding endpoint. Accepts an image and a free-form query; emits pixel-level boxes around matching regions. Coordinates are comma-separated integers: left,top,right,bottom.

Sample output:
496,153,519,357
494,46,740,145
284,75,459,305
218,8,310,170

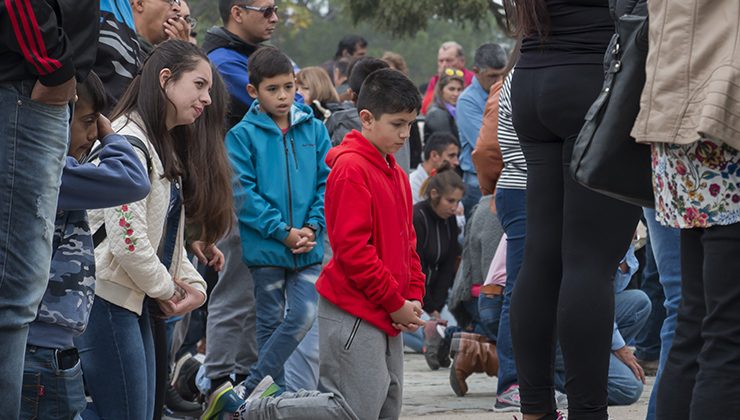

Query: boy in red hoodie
316,68,426,419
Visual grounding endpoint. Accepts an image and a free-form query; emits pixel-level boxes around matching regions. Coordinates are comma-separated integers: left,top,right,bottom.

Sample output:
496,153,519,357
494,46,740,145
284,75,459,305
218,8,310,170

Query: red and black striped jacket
0,0,98,85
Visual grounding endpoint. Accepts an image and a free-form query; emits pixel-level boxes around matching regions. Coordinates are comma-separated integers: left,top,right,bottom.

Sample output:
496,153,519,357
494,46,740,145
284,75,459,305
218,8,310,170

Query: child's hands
282,228,303,249
391,300,425,332
97,114,114,139
292,227,317,254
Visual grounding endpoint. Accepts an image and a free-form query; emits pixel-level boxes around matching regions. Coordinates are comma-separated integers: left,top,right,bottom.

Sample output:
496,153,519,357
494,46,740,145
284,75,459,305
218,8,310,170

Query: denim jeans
21,346,86,420
246,265,320,393
655,224,740,420
0,81,69,417
607,290,651,405
494,187,527,395
478,293,503,342
643,208,681,420
285,317,320,391
634,236,665,362
75,297,156,420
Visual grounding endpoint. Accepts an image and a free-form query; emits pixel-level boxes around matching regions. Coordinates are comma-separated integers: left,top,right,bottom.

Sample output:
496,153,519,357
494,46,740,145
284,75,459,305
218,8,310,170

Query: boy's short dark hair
248,46,294,89
348,57,389,95
77,70,106,113
356,68,421,119
423,133,459,161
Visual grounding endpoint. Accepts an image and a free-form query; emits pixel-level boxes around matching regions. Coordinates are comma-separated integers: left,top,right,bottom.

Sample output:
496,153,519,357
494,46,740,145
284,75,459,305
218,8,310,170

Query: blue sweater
27,134,150,349
226,102,330,269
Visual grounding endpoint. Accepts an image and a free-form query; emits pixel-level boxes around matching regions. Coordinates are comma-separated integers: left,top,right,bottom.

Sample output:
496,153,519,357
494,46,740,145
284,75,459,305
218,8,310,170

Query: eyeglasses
164,0,181,6
184,15,197,30
443,68,464,77
237,4,278,18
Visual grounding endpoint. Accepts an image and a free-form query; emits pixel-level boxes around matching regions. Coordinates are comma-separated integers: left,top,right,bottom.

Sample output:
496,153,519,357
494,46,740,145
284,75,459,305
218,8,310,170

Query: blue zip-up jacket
27,134,150,349
226,101,331,269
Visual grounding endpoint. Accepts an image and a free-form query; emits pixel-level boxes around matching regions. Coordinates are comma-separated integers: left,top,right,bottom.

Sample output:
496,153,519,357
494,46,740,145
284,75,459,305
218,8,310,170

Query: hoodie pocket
344,317,362,350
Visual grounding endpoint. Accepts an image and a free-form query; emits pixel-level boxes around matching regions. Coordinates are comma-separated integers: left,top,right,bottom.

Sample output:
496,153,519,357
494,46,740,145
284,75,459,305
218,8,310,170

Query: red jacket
316,130,426,336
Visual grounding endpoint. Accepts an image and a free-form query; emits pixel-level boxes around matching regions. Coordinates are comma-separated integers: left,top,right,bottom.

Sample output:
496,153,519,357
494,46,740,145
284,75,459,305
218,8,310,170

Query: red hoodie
316,130,426,336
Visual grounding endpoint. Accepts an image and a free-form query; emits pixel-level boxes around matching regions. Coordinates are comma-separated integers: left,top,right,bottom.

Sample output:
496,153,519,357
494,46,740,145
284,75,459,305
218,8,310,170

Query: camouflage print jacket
26,135,150,349
27,210,96,349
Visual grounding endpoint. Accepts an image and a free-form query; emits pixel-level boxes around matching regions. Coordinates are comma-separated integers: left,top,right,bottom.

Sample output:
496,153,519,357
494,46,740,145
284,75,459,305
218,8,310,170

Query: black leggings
656,223,740,420
509,65,642,419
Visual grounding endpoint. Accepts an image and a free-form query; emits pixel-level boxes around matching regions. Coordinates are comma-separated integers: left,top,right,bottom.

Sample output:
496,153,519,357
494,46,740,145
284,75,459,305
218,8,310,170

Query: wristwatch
305,223,319,233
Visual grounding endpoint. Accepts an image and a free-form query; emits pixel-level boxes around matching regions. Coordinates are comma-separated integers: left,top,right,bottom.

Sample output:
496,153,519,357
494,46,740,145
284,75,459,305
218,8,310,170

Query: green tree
186,0,510,85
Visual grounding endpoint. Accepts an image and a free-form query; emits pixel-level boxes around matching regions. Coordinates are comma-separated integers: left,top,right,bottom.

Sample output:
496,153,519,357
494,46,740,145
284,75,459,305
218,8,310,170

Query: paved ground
165,352,652,419
401,353,652,419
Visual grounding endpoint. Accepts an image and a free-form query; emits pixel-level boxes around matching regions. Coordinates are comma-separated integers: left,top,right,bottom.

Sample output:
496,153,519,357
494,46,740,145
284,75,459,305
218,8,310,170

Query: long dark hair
111,40,233,244
504,0,550,39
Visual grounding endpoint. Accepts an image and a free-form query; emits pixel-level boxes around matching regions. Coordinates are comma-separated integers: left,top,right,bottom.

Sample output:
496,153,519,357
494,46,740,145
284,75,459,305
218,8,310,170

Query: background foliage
187,0,511,85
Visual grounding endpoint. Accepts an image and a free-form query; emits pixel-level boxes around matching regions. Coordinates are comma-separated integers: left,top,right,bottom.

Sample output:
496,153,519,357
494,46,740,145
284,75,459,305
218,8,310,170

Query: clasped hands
282,227,317,254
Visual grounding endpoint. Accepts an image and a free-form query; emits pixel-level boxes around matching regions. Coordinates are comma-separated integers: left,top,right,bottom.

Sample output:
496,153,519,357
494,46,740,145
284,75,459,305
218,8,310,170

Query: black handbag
570,0,654,208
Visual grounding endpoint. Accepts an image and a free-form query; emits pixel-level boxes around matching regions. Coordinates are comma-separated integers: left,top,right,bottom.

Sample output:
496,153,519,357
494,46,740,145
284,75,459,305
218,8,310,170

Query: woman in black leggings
506,1,642,419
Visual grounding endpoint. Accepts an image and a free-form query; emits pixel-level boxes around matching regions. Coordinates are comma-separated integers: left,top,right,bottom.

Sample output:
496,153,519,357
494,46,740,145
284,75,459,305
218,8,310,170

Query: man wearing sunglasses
131,0,190,56
203,0,279,127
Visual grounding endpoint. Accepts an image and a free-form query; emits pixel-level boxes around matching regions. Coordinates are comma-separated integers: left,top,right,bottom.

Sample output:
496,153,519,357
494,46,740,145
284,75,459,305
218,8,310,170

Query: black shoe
173,354,202,401
165,385,203,416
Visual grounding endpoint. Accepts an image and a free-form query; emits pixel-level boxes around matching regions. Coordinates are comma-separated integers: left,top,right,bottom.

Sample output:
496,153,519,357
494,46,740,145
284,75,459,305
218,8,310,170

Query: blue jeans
0,81,69,417
494,187,527,395
246,265,320,393
643,208,681,420
285,316,320,391
21,346,86,420
634,236,665,362
478,293,503,342
75,298,156,420
608,290,651,405
462,173,483,220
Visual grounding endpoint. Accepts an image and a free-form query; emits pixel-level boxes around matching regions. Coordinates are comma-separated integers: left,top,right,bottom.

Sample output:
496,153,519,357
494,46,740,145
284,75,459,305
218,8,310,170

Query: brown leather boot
449,332,485,397
480,340,499,377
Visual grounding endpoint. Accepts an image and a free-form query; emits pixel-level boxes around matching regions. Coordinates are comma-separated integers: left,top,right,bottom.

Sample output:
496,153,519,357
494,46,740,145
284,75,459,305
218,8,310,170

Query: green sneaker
200,382,245,420
245,375,281,403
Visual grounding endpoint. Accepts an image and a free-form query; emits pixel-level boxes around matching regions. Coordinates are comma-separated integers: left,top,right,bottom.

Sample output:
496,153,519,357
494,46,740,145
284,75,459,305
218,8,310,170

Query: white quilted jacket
88,114,207,315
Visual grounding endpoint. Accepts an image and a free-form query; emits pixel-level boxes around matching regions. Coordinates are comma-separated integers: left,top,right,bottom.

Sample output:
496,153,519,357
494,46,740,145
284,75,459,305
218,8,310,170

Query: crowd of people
0,0,738,420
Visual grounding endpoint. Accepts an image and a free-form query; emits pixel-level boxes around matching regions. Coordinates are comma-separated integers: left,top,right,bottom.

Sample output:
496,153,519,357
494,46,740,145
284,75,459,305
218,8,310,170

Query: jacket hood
326,130,397,176
244,101,315,131
203,26,258,55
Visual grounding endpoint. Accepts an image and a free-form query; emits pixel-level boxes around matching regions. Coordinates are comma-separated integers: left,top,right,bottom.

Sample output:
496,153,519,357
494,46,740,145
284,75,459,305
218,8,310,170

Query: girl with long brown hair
75,39,233,419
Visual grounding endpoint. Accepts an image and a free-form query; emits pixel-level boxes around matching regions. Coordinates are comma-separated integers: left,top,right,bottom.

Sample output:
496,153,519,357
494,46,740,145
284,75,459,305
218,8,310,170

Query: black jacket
424,103,459,142
413,200,461,313
0,0,98,85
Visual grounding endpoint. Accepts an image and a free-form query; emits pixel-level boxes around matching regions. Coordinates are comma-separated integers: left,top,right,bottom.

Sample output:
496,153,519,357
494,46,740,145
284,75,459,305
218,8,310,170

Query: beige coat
88,114,207,315
632,0,740,151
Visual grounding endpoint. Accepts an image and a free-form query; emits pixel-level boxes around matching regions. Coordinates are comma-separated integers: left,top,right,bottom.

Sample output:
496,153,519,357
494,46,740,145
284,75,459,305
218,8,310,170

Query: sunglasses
443,68,464,77
237,4,279,18
164,0,181,6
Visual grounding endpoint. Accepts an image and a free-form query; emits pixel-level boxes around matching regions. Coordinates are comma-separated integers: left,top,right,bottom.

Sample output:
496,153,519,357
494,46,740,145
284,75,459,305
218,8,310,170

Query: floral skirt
652,138,740,228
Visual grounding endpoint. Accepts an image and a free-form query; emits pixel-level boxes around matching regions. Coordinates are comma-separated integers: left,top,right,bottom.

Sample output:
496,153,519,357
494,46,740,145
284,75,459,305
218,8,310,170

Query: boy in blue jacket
222,46,331,400
20,71,151,419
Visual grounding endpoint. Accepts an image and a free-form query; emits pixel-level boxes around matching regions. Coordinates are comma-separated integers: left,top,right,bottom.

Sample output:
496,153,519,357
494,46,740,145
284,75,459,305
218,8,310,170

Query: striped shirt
497,72,527,190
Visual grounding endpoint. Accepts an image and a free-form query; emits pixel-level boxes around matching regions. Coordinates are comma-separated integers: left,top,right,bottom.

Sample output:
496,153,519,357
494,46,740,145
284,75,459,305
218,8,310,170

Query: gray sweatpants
317,297,404,420
237,390,358,420
204,229,258,380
